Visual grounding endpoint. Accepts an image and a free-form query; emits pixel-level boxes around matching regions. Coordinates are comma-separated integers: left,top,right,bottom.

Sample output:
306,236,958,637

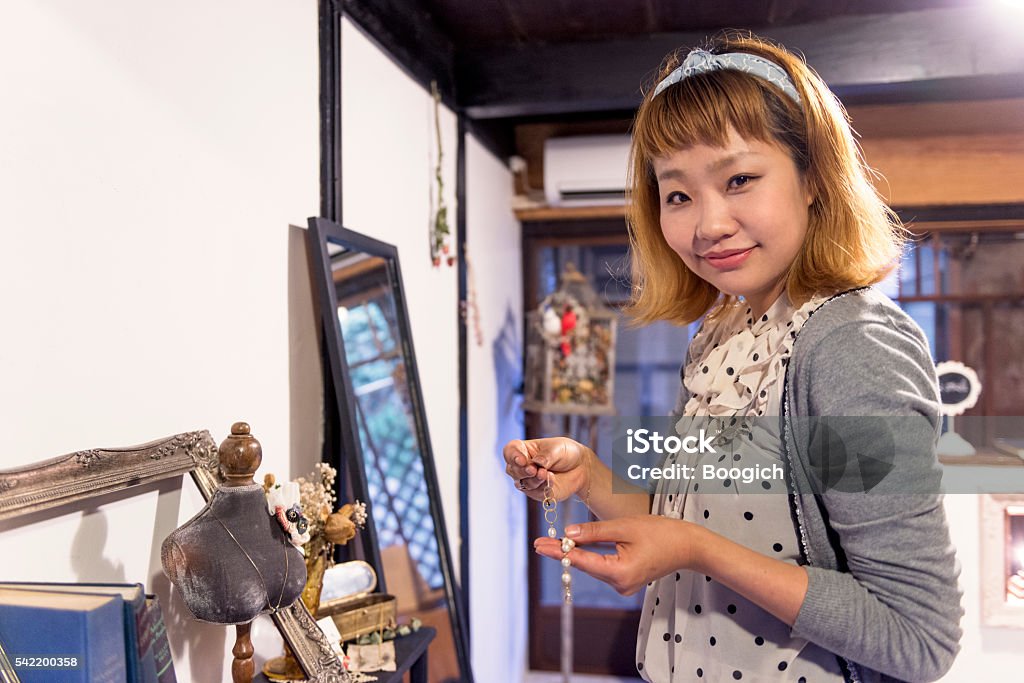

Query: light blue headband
652,49,801,105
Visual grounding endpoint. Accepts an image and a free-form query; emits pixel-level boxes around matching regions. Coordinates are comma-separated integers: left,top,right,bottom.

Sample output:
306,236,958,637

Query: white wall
340,19,528,679
339,17,463,559
0,1,320,680
466,136,527,681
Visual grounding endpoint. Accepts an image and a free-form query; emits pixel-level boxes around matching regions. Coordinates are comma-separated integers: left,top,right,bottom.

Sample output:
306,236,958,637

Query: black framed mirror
306,217,473,682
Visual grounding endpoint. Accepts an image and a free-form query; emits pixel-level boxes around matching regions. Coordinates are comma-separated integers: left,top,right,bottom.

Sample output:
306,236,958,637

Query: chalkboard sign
939,373,971,404
935,361,981,416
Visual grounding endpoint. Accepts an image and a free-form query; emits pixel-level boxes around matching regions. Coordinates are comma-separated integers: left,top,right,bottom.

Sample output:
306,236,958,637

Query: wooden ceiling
338,0,1024,152
420,0,965,49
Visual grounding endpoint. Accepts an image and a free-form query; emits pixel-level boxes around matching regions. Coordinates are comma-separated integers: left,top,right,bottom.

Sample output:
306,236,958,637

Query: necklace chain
543,474,574,604
209,508,290,613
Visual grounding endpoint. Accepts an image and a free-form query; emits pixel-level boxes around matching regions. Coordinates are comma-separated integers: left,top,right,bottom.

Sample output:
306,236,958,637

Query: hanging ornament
524,263,617,415
429,81,454,268
559,305,577,357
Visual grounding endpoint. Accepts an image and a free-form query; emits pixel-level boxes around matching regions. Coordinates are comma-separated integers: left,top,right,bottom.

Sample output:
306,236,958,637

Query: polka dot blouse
635,293,845,682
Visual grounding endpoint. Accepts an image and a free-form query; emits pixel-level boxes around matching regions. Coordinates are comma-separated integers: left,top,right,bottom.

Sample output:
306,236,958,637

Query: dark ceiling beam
341,0,458,107
458,7,1024,119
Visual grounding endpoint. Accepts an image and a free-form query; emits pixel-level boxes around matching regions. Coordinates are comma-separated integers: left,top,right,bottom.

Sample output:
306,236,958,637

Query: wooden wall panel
861,133,1024,206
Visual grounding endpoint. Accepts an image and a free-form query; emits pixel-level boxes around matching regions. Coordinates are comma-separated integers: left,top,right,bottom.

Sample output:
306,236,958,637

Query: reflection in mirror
331,250,443,597
320,560,377,605
308,218,473,683
1007,506,1024,602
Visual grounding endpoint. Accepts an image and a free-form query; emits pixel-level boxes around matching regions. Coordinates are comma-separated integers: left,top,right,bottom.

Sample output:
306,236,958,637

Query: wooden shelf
514,204,626,222
939,448,1024,467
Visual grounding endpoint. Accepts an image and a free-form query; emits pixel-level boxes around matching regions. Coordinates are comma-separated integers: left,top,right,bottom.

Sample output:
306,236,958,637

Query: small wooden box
319,593,397,643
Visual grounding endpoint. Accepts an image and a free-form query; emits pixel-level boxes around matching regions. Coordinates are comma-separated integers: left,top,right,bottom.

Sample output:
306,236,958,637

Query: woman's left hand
534,515,703,596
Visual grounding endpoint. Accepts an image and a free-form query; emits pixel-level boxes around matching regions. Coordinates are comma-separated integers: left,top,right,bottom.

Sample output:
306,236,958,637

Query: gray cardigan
782,287,963,682
675,287,963,682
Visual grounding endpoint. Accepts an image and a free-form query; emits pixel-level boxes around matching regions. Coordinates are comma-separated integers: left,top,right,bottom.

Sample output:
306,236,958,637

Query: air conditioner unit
543,135,631,206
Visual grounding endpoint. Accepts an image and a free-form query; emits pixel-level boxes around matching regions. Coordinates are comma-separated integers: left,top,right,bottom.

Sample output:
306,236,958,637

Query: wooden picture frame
0,430,350,683
979,493,1024,628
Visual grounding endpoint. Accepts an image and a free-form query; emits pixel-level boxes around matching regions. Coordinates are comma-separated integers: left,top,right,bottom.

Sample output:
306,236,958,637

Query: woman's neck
744,291,784,321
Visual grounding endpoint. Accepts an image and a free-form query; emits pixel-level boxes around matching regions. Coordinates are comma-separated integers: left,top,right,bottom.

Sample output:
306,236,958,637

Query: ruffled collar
681,292,828,418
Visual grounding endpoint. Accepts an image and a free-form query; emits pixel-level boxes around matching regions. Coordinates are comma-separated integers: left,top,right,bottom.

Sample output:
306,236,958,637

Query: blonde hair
625,31,906,325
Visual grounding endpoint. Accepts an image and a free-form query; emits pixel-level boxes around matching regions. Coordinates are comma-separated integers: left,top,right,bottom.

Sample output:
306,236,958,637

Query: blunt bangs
634,69,800,167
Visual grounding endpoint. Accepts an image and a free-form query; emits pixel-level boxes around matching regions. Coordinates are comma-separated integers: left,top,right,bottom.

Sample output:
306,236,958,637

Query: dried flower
261,462,369,560
324,510,356,545
350,501,368,528
294,462,338,542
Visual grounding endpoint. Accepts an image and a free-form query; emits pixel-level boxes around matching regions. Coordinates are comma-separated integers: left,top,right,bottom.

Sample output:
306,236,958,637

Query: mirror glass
331,248,446,594
1007,506,1024,602
308,219,472,683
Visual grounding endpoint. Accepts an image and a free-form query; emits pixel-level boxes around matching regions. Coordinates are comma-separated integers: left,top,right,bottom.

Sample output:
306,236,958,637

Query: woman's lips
703,247,755,270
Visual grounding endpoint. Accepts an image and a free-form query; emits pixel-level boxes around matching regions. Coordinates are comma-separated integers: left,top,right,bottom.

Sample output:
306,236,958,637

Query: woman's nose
694,195,737,242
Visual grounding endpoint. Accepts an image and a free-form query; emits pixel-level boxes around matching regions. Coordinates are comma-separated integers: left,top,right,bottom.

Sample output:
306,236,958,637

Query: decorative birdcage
524,263,617,415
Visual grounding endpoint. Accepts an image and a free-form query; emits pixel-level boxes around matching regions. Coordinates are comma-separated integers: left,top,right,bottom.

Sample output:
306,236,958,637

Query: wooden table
380,626,434,683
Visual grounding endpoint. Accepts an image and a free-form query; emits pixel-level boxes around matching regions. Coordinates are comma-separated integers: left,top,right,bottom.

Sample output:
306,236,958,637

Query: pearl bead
561,572,572,585
547,527,558,538
561,556,572,568
561,538,575,553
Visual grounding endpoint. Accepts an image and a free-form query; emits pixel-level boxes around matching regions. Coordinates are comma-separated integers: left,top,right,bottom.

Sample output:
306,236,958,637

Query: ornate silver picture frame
0,430,350,683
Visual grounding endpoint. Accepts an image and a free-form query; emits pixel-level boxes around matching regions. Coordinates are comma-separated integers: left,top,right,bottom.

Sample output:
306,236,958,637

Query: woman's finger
517,475,546,493
534,537,622,588
502,438,582,501
502,440,539,481
563,520,627,544
501,439,529,468
525,437,572,470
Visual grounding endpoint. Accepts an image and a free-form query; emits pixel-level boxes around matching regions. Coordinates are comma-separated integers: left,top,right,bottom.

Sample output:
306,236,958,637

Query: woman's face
653,129,812,319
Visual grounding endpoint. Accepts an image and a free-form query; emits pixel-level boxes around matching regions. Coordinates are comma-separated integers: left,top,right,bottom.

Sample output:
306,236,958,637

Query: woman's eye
728,175,757,190
665,191,690,205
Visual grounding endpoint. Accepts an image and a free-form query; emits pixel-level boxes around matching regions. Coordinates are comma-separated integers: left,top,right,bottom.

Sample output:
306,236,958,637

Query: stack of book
0,582,176,683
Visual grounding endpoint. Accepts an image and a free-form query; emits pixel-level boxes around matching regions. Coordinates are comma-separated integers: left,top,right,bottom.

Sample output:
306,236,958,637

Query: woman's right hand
502,437,592,502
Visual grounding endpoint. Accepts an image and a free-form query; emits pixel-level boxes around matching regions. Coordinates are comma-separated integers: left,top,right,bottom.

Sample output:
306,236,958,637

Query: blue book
0,587,126,683
142,595,176,683
0,582,150,683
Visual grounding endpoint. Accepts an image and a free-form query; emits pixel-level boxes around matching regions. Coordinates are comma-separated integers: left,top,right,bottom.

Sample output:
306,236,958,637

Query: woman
504,32,962,683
